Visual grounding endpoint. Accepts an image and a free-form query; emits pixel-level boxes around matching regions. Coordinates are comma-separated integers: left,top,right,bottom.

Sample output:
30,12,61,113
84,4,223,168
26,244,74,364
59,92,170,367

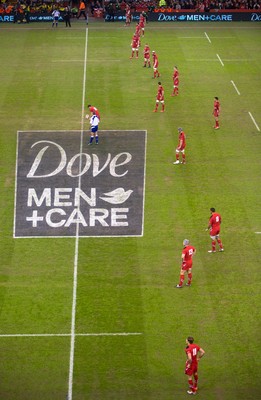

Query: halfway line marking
52,59,84,63
216,54,224,67
0,332,143,338
231,80,240,95
204,32,211,43
248,112,260,132
67,26,88,400
52,59,120,63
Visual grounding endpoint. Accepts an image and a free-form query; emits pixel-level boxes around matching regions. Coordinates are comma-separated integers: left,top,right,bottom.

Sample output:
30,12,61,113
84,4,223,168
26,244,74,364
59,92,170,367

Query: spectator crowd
0,0,260,18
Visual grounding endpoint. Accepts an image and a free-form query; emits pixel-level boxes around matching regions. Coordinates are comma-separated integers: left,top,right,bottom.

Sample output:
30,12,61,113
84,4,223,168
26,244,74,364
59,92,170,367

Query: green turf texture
0,21,260,399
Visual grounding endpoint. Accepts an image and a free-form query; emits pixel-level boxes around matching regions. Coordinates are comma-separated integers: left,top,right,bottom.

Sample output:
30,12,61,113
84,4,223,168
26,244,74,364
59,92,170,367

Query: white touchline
248,112,260,132
204,32,211,43
255,232,261,234
231,80,241,95
67,26,89,400
216,54,224,67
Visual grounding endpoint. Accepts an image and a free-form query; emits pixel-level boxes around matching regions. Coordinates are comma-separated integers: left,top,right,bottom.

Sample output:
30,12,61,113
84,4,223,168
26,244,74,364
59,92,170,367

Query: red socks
217,238,223,249
179,274,184,286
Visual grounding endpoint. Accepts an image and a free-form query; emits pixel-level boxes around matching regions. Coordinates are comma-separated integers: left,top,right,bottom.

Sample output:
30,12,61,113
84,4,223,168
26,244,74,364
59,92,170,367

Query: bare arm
197,348,205,361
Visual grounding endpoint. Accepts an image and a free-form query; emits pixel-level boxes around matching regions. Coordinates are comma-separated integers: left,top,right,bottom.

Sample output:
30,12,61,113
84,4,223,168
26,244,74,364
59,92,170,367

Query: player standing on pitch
176,239,196,288
171,66,179,96
173,127,186,164
213,96,220,129
152,51,160,79
153,82,165,113
185,336,205,395
206,207,224,253
130,33,139,59
143,43,151,68
87,104,100,120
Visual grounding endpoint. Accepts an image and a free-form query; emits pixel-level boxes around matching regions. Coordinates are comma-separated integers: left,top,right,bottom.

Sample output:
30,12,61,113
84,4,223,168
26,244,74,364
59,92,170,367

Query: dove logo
26,140,132,178
14,130,147,237
100,189,133,204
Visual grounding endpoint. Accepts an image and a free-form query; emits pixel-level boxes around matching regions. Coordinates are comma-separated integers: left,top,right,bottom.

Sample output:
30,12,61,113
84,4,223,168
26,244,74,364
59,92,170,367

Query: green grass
0,20,261,399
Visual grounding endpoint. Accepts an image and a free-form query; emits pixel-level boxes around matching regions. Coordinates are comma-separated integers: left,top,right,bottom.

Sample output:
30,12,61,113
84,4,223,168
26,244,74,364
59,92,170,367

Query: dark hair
214,97,219,100
210,207,215,212
87,104,91,107
158,82,161,85
187,336,194,344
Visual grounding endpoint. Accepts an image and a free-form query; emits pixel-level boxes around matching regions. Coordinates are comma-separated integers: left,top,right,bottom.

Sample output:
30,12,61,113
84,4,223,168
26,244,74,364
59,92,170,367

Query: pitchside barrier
1,11,261,23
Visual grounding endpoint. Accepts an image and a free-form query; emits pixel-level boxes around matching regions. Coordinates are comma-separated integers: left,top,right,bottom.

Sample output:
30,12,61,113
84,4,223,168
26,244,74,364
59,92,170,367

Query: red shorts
185,362,198,376
156,95,164,101
213,110,219,117
177,145,186,151
182,260,192,271
210,227,220,237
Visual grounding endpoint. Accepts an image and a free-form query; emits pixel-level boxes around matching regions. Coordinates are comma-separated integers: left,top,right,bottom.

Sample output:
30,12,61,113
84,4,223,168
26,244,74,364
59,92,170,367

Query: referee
87,112,100,145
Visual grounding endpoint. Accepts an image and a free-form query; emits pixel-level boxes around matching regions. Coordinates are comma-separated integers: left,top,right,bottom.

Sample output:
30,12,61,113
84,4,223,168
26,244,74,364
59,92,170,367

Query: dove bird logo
100,188,133,204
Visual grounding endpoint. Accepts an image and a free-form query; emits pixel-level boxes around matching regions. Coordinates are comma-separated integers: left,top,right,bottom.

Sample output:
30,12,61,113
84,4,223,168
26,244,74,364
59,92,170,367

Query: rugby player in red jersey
152,50,160,79
153,81,164,112
185,336,205,395
139,12,146,36
213,96,220,129
143,43,151,68
171,66,179,96
130,33,139,59
176,239,196,288
173,127,186,164
206,207,224,253
87,104,100,120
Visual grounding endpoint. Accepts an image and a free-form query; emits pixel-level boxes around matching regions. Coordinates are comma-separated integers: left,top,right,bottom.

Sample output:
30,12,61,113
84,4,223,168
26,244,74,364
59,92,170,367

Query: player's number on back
192,348,197,356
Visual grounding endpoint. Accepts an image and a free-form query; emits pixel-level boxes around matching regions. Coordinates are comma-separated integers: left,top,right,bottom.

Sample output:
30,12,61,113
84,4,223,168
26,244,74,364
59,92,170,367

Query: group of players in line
128,11,221,168
126,10,224,396
85,14,223,395
174,207,224,394
129,12,179,111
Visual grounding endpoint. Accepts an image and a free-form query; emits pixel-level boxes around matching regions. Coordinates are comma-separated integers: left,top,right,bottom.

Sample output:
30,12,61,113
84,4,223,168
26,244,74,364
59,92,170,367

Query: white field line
52,59,120,63
187,59,250,62
208,36,235,38
187,59,219,62
56,37,85,39
178,36,208,39
248,112,260,132
0,332,143,338
52,59,85,62
204,32,211,43
223,59,250,62
67,26,88,400
255,232,261,234
231,80,240,95
216,54,224,67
